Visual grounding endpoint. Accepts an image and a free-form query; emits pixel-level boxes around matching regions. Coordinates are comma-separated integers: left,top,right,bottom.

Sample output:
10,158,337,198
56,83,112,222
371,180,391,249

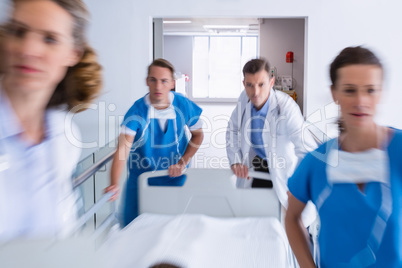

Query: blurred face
2,0,79,93
243,70,275,110
331,64,383,129
146,66,175,107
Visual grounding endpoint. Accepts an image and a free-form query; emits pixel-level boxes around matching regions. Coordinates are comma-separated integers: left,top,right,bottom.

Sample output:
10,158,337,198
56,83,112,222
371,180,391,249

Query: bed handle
137,169,271,180
248,170,271,181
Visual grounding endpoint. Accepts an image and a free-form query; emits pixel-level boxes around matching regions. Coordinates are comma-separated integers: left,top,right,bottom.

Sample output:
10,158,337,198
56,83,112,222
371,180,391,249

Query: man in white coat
226,58,317,227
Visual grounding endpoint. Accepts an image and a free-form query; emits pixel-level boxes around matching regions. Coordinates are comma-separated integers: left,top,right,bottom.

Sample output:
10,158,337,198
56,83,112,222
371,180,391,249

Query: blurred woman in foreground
0,0,101,240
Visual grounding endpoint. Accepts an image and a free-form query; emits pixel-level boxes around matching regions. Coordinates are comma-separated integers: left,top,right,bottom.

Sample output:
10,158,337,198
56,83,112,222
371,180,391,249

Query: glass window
192,36,258,100
192,36,209,98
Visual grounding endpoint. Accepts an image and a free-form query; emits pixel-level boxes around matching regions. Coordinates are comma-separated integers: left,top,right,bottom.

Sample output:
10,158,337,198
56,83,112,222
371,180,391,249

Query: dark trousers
251,155,273,188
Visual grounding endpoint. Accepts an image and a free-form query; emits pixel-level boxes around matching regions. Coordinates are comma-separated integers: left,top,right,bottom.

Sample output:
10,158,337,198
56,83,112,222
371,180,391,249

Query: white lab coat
226,89,318,226
0,90,80,241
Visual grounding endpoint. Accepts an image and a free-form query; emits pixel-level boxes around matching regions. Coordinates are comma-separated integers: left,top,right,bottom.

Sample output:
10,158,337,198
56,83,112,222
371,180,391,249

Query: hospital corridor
1,0,402,267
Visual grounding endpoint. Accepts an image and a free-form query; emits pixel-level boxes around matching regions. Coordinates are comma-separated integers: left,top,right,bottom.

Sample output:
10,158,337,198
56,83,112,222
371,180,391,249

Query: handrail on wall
72,141,119,236
72,145,117,189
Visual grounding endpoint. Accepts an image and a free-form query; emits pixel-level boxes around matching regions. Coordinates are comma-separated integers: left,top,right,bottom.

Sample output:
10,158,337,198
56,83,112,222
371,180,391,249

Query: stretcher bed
98,168,298,268
0,168,298,268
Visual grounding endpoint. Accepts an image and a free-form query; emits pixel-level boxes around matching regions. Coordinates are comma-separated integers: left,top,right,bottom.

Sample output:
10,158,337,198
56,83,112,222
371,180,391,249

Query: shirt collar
0,86,65,141
251,92,271,115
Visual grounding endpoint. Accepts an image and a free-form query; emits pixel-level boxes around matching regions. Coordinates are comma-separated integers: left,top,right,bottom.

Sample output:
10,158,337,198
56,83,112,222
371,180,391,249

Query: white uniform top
226,89,319,227
0,89,80,241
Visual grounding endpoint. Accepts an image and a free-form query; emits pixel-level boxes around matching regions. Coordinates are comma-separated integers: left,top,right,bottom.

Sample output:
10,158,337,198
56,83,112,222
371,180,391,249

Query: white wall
192,103,236,168
259,18,305,113
73,0,140,158
164,35,193,92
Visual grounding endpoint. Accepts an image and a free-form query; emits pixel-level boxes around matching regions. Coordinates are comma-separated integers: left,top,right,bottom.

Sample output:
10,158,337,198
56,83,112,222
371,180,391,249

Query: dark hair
148,58,175,80
150,263,181,268
329,46,383,86
242,58,270,77
2,0,102,112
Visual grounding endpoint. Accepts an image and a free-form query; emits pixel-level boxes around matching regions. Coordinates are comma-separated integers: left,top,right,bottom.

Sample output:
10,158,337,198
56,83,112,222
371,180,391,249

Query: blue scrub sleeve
287,153,313,204
121,101,148,133
187,102,202,128
176,94,202,127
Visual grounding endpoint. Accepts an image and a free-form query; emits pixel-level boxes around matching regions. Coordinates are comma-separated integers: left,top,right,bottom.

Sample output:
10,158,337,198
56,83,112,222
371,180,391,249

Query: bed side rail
138,168,281,220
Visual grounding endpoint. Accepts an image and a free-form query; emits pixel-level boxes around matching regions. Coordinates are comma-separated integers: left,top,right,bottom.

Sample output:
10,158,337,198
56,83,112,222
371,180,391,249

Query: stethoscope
130,100,182,160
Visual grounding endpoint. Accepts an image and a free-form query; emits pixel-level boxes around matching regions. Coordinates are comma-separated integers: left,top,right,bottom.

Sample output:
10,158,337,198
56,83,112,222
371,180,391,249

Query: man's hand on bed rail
168,161,187,177
231,163,250,179
105,184,120,201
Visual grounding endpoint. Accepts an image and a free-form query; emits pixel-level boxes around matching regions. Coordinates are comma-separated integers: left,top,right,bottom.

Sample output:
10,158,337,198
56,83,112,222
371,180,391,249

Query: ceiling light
203,25,249,29
163,20,192,24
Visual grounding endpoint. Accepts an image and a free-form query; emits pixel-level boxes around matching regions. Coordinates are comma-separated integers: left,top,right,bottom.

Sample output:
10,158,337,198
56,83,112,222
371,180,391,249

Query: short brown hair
242,58,270,77
148,58,175,80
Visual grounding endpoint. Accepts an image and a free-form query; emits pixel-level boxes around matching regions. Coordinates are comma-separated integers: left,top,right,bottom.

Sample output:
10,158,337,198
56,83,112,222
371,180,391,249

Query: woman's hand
104,184,120,201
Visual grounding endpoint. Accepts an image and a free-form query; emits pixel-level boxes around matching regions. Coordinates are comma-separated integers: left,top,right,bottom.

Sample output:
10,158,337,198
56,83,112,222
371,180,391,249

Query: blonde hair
2,0,102,112
48,45,102,111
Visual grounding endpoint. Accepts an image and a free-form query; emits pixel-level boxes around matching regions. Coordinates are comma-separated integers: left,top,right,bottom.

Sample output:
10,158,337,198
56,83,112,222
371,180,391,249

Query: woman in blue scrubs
106,59,204,227
285,46,402,267
0,0,102,240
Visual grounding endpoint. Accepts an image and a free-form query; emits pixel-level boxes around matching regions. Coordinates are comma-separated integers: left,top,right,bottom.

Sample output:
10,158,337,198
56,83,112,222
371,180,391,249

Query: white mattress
99,213,297,268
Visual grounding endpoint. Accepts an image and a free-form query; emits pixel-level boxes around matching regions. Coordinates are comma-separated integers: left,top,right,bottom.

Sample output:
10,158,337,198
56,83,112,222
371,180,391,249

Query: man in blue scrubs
106,59,204,226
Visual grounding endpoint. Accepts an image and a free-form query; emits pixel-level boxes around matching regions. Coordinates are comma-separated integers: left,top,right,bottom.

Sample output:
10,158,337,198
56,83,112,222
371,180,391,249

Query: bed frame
138,168,280,219
0,168,288,268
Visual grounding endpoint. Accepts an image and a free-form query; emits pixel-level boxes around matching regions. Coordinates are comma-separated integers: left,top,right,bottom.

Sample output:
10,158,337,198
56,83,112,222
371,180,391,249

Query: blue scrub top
120,92,203,226
288,129,402,268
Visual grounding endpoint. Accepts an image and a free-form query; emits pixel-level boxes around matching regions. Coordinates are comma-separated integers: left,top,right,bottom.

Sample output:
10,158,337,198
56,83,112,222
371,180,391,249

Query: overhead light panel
203,25,249,29
203,25,250,34
163,20,192,24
